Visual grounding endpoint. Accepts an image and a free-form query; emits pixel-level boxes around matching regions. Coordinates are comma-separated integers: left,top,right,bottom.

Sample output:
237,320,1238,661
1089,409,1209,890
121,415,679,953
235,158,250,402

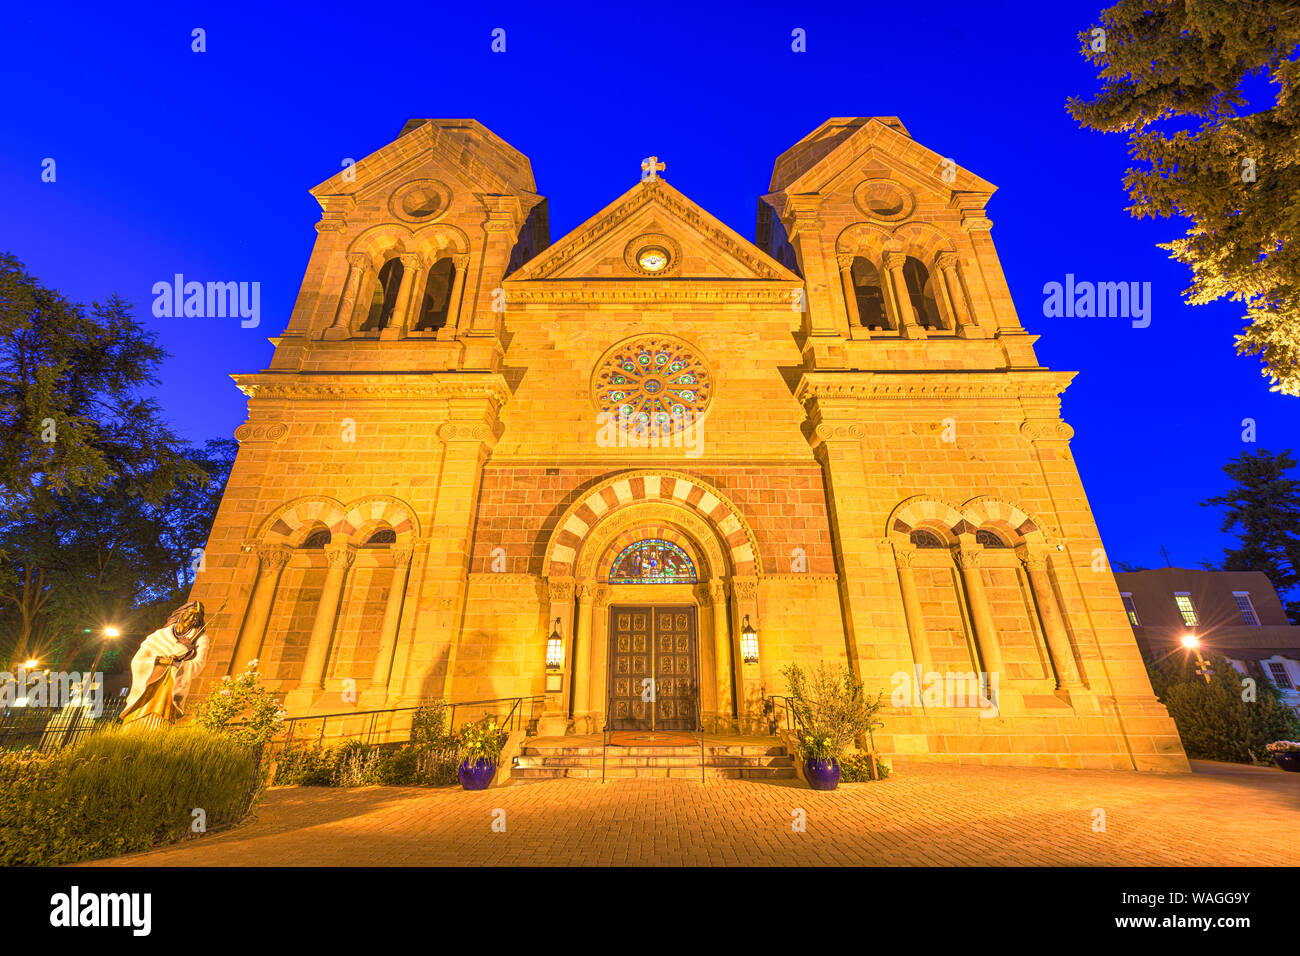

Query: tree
1201,448,1300,621
0,440,236,669
0,255,212,664
1148,652,1300,763
0,254,198,529
1068,3,1300,394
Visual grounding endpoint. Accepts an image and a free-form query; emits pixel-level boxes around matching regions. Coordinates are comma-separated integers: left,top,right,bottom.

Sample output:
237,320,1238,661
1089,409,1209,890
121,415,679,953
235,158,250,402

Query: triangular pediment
766,117,997,211
507,179,800,284
309,118,540,211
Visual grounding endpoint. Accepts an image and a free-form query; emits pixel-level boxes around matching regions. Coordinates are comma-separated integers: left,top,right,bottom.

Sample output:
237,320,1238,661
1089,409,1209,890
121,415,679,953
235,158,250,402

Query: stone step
517,754,793,769
520,745,788,758
512,765,797,781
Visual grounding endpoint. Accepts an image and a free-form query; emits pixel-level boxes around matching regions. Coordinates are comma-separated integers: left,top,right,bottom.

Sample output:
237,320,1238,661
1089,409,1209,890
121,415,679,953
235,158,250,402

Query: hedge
0,724,265,865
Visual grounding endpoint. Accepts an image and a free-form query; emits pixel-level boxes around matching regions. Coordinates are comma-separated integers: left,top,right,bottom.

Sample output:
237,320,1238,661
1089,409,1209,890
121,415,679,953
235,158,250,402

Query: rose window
592,335,713,431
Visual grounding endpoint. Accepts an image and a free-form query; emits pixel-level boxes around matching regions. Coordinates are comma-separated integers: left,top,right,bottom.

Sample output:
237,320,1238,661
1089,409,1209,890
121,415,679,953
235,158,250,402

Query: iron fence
0,698,127,752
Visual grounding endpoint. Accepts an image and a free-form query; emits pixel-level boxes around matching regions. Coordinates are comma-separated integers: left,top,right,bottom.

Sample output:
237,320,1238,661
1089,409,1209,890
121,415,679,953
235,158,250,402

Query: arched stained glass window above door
609,539,698,584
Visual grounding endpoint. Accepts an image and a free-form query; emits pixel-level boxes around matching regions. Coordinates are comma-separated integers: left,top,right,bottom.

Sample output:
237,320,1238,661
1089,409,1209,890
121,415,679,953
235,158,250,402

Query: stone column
228,546,290,674
836,253,863,335
954,545,1005,682
935,252,984,338
322,253,370,340
891,543,936,682
571,582,595,731
732,577,759,731
381,253,423,338
298,545,355,689
536,578,575,736
441,253,470,337
369,548,413,691
709,580,733,721
883,251,926,340
1017,545,1085,690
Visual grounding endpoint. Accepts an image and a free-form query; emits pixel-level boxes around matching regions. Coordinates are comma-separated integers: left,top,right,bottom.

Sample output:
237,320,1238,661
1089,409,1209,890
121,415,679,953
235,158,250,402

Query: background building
186,116,1188,770
1115,567,1300,714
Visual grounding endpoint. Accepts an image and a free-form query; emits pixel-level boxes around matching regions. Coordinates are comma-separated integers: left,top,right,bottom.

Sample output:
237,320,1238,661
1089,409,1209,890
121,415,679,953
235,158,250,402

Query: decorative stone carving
1019,420,1075,443
548,580,574,603
389,179,452,224
234,421,289,444
257,547,292,571
852,179,915,222
437,422,494,444
325,547,356,571
392,548,413,569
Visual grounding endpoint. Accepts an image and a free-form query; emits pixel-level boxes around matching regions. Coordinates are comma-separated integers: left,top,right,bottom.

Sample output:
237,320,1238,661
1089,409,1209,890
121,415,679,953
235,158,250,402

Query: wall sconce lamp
741,615,759,665
545,618,564,692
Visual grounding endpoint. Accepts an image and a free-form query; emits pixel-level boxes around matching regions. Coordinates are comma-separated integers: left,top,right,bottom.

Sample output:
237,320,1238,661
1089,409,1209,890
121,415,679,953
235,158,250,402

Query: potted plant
782,663,884,791
1266,740,1300,773
456,717,504,790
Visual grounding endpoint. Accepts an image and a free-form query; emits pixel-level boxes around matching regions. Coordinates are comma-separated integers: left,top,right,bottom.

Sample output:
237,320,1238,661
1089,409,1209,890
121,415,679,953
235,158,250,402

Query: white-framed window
1173,592,1199,627
1119,592,1140,626
1266,660,1295,691
1232,591,1260,626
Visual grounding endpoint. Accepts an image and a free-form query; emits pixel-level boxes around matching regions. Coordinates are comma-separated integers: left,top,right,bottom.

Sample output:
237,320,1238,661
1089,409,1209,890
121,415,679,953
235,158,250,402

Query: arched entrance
541,471,763,735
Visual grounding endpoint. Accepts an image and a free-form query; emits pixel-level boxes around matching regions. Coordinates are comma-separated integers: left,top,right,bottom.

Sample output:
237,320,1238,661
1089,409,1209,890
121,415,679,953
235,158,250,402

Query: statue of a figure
120,601,211,729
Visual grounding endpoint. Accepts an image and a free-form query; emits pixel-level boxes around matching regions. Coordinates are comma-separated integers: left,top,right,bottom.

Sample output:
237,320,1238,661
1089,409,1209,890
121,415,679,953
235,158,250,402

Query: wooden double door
607,605,698,732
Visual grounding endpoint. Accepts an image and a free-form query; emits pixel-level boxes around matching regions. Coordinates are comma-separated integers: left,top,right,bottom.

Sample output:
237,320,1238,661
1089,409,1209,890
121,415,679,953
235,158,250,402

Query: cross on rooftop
641,156,665,181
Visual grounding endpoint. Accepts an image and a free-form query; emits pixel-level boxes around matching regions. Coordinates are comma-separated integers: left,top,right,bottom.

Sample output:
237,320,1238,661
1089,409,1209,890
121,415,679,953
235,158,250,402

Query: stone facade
189,116,1189,771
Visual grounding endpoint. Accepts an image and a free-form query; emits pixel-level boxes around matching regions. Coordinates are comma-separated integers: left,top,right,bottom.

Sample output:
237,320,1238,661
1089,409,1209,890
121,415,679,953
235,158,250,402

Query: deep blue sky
2,2,1294,573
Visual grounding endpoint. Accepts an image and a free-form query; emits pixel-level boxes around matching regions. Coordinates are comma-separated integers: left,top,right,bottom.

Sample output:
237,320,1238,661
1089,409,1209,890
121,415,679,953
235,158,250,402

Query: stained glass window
592,336,713,434
609,539,698,584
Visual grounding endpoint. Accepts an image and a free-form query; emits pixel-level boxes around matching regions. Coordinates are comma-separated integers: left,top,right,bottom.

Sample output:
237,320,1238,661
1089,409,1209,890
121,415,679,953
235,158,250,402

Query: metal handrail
762,694,808,737
694,684,704,783
277,695,544,752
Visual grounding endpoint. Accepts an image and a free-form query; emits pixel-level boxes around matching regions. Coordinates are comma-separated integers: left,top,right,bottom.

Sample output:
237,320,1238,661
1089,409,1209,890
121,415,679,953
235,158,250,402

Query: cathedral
190,117,1189,771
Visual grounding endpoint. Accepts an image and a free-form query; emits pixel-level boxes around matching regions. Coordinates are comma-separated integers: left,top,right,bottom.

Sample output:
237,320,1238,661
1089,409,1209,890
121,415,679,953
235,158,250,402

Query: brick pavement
86,760,1300,867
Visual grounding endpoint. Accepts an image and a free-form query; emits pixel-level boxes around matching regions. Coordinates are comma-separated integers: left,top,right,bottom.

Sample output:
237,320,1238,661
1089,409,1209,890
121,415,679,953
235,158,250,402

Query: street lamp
89,627,121,684
1182,632,1212,684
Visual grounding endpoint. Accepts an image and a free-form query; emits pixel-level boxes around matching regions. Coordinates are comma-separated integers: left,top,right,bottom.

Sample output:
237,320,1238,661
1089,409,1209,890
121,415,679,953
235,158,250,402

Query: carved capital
709,580,729,604
398,253,423,271
954,548,982,571
1020,419,1075,444
1015,545,1048,571
548,579,574,603
935,251,961,272
325,547,356,571
257,546,292,572
594,585,613,608
346,253,371,271
453,254,471,270
576,581,595,604
392,548,413,569
732,578,758,602
835,252,856,271
892,543,917,569
437,422,495,445
882,251,908,271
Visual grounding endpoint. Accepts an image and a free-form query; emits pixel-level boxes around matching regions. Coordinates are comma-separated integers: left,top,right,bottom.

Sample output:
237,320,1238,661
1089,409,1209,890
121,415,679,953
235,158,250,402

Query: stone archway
542,473,761,734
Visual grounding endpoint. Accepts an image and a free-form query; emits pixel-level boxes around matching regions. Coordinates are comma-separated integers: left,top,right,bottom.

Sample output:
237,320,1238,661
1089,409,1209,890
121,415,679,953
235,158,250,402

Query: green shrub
376,746,421,785
417,741,461,786
272,741,335,786
331,740,380,787
1149,654,1300,763
838,752,890,782
782,663,885,763
192,663,286,747
0,724,263,865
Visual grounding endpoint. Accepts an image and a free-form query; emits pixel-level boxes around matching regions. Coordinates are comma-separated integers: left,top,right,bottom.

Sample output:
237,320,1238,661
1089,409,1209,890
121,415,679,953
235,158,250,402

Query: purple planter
805,758,841,791
1271,751,1300,773
458,759,497,790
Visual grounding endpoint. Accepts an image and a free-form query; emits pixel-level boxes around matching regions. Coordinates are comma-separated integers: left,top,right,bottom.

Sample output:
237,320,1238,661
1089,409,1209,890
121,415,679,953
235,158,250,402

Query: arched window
363,529,397,547
361,258,404,331
609,539,697,584
975,529,1008,548
301,528,331,549
851,257,889,330
902,258,944,330
415,258,456,332
910,529,946,549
